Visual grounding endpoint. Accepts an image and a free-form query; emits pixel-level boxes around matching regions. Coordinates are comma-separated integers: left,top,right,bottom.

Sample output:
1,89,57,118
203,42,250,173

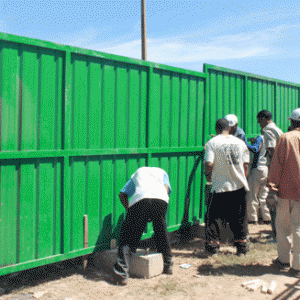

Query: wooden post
83,215,88,273
141,0,147,60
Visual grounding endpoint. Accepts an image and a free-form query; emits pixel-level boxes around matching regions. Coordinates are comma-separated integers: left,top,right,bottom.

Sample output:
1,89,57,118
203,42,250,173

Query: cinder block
94,248,163,279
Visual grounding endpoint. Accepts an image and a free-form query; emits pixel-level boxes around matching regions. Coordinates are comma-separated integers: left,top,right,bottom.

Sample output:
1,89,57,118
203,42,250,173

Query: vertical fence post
63,51,72,254
274,82,278,126
201,64,210,223
244,76,248,138
146,66,154,167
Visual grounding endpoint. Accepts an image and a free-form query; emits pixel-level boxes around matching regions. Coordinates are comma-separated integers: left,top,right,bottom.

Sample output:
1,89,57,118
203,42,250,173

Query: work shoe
272,258,290,270
163,264,173,275
113,263,129,285
163,257,173,275
205,245,219,256
289,268,300,278
235,243,249,256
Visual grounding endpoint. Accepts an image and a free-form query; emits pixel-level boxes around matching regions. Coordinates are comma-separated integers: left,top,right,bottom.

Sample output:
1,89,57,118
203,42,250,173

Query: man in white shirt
205,119,250,256
113,167,172,285
257,110,283,240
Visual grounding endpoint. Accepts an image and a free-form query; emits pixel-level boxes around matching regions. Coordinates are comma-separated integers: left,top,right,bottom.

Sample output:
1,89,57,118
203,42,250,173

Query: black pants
205,188,248,248
118,198,172,261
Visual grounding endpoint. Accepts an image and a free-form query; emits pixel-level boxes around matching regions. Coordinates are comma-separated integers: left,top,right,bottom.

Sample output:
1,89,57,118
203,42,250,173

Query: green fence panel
276,83,299,132
146,69,206,237
0,32,207,276
204,64,300,139
204,65,245,139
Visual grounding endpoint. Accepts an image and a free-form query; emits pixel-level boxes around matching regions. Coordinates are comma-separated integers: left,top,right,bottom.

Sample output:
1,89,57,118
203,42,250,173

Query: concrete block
94,248,163,279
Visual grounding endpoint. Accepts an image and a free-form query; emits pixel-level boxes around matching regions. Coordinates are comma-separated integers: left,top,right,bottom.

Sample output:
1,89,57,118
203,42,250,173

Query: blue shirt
234,126,247,143
245,135,263,169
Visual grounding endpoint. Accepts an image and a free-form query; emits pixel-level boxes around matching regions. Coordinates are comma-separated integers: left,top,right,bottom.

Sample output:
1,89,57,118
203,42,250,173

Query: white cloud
50,22,300,65
0,20,7,32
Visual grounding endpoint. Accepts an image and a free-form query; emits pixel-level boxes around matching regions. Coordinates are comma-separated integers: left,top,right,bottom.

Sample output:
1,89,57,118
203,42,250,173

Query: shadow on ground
0,256,118,298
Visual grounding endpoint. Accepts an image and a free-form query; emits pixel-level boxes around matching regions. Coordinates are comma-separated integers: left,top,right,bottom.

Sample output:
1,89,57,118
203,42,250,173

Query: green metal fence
204,64,300,140
0,33,299,277
0,32,206,276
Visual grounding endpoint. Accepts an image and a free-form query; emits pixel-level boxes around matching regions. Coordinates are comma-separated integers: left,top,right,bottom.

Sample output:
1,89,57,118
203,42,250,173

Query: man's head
224,114,238,135
288,108,300,129
257,110,272,129
215,118,230,135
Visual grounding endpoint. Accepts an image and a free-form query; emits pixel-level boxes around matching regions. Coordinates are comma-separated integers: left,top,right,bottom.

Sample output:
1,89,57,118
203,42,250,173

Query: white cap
288,108,300,121
224,114,238,127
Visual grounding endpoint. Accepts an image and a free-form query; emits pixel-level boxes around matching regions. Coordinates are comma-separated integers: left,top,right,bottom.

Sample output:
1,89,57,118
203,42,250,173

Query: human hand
266,190,278,210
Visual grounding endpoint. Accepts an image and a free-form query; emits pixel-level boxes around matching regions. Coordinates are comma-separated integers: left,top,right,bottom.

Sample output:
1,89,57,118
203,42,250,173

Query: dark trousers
205,188,248,248
118,198,172,261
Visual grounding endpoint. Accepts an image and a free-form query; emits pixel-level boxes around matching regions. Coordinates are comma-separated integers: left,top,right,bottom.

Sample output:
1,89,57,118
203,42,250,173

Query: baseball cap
224,114,238,127
288,108,300,121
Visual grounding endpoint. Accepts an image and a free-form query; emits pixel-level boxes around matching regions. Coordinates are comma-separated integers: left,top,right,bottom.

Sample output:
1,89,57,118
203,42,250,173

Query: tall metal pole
141,0,147,60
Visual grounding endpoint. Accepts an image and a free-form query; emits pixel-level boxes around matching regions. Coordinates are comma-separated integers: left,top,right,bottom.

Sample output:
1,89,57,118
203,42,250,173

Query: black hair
291,119,300,129
257,110,272,121
215,118,230,133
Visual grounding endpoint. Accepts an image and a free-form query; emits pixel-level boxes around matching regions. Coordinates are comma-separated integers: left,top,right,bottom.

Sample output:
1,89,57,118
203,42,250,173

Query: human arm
245,136,263,154
163,173,172,194
266,148,275,164
263,129,277,166
119,192,129,211
205,162,213,182
242,144,250,179
119,178,136,211
204,141,214,182
243,163,249,179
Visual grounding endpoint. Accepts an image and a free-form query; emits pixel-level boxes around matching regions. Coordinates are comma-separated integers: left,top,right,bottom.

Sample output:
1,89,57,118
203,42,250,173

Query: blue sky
0,0,299,83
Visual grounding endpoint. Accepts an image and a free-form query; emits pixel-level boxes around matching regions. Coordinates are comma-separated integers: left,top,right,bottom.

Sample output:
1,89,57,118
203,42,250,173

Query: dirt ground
1,224,300,300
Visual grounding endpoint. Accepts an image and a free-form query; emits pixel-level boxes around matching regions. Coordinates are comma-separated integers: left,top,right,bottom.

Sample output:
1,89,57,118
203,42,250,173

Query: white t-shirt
205,134,250,193
121,167,171,208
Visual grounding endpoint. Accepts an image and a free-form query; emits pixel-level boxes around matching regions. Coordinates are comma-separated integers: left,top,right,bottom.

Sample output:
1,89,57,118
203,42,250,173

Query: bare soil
1,224,300,300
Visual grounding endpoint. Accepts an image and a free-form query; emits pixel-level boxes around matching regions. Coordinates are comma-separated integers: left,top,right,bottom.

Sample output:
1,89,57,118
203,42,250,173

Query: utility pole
141,0,147,60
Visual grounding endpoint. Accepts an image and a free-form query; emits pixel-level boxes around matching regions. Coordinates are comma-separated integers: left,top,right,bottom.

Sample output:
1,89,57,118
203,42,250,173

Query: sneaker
236,248,248,256
163,264,173,275
272,258,290,270
289,268,300,278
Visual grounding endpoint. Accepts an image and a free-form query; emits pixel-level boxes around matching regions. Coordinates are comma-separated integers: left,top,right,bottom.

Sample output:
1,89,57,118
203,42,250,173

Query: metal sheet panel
147,69,206,237
206,68,244,138
246,78,275,136
276,84,299,132
0,158,63,268
205,64,300,139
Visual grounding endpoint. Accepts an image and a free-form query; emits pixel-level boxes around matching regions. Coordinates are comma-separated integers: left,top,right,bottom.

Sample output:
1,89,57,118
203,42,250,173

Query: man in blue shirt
245,133,271,224
113,167,173,285
225,114,247,143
